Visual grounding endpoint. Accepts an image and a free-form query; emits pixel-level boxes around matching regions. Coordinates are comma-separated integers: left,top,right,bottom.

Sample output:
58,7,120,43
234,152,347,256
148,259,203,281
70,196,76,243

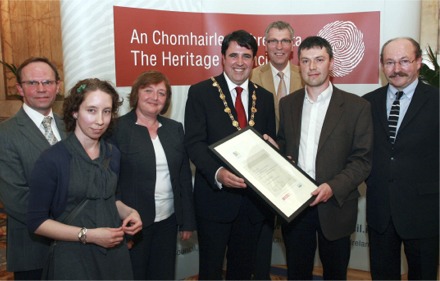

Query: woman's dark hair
63,78,122,132
129,70,172,115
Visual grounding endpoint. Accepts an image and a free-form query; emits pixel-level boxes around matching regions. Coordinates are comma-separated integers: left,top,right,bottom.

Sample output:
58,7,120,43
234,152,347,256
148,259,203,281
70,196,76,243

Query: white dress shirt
298,83,333,180
23,103,62,141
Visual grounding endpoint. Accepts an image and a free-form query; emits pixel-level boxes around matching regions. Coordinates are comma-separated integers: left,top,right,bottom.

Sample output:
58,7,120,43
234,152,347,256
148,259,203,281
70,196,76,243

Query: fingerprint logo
318,21,365,77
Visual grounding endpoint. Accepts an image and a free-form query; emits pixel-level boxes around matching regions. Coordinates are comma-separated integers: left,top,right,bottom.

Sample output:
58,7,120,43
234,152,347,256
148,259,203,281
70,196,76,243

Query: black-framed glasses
21,80,57,88
266,39,292,46
384,59,415,68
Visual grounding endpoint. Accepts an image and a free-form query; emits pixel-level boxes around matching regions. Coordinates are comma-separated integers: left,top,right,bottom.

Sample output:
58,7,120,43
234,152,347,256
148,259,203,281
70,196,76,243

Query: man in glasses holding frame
0,57,65,280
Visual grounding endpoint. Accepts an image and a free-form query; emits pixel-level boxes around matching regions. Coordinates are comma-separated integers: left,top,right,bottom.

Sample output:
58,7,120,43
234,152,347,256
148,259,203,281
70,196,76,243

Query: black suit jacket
0,107,65,271
184,73,276,223
278,86,373,240
111,111,196,231
363,81,439,239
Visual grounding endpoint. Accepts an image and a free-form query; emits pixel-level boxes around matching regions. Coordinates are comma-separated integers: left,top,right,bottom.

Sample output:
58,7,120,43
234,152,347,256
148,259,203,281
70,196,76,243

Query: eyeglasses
21,80,57,88
383,59,415,68
266,39,292,46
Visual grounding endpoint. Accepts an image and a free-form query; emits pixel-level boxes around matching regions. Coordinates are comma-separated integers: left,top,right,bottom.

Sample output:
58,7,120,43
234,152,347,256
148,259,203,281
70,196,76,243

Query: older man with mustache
363,37,439,280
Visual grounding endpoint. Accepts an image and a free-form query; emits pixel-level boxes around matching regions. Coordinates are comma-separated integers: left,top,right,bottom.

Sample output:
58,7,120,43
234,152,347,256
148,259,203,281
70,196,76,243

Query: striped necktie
388,91,404,144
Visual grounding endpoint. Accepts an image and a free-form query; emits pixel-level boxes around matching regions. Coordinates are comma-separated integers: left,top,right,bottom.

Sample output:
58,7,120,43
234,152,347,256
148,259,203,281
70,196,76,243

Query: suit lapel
374,87,390,136
398,83,430,134
215,74,240,122
289,64,302,93
247,81,258,121
54,115,67,140
260,64,276,94
15,108,51,152
157,117,177,184
291,92,305,155
318,89,344,152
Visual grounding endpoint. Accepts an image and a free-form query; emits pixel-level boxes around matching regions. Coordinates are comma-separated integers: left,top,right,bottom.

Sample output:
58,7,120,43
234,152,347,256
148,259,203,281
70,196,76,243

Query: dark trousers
368,222,439,280
14,269,43,280
253,217,275,280
282,207,351,280
129,214,178,280
196,206,263,280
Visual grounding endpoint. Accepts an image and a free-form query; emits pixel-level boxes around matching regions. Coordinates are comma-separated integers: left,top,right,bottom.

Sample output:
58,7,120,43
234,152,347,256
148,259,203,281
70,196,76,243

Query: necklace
211,77,257,130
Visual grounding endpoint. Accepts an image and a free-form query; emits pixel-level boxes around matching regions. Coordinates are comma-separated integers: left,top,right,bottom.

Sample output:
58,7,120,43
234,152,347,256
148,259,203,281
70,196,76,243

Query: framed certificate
209,127,317,222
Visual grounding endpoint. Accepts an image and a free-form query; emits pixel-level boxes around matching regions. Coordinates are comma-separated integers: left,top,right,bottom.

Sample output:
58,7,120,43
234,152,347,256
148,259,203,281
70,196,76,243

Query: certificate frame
209,127,317,222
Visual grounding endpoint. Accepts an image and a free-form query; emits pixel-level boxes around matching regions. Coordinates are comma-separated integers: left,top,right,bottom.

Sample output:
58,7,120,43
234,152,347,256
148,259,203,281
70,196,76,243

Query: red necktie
235,87,247,128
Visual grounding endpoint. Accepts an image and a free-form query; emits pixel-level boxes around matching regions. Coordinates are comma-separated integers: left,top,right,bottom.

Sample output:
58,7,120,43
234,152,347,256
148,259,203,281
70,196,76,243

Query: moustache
390,72,408,78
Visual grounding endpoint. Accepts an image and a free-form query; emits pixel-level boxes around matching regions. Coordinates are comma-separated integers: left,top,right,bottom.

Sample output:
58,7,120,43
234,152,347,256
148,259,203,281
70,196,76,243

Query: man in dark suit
0,57,65,280
184,30,276,280
250,20,303,279
363,37,439,280
277,36,373,280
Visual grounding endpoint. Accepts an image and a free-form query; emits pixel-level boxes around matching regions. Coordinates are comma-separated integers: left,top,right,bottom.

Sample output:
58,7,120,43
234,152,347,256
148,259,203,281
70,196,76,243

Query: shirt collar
305,82,333,104
387,79,418,101
270,62,290,80
23,103,55,126
223,72,249,93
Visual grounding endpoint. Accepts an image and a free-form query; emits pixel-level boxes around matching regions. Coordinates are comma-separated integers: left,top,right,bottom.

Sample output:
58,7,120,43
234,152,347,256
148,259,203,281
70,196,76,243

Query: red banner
114,6,380,86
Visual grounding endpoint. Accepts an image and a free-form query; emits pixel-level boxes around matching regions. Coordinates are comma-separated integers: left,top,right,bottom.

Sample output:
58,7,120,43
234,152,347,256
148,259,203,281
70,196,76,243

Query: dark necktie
388,91,404,144
235,87,247,128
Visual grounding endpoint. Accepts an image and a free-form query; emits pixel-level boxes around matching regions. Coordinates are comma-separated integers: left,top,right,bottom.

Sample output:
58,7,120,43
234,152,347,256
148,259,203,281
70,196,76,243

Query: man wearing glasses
251,21,303,130
250,20,303,279
0,57,65,280
363,37,439,280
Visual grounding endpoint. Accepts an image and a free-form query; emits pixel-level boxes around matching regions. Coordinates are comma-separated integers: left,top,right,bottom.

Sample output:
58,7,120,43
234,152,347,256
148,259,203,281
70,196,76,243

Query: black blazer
184,73,276,223
363,81,439,239
277,86,373,240
111,111,196,231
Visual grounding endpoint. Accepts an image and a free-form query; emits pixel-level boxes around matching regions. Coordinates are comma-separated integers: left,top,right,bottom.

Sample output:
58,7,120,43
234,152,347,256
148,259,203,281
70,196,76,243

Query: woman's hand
121,209,142,236
116,200,143,235
87,227,125,248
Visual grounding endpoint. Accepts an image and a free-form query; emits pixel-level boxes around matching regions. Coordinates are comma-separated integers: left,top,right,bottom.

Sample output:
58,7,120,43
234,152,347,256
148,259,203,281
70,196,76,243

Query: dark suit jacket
111,111,196,231
0,107,65,271
251,62,303,125
184,73,276,223
277,86,373,240
363,81,439,239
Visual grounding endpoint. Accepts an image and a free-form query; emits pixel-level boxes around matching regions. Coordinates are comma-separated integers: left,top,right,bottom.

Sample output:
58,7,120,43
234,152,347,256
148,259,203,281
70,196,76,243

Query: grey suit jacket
0,107,65,271
277,86,373,240
251,62,302,127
